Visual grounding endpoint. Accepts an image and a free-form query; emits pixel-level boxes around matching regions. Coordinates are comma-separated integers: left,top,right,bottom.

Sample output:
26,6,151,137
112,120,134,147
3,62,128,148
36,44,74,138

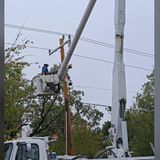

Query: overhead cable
5,42,153,71
5,23,154,58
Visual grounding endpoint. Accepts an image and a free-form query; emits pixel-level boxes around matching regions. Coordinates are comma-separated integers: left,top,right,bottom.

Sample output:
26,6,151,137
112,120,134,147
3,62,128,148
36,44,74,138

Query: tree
5,38,33,138
4,42,65,138
101,121,112,148
126,72,154,156
70,90,103,128
28,95,65,137
72,116,103,158
32,89,104,155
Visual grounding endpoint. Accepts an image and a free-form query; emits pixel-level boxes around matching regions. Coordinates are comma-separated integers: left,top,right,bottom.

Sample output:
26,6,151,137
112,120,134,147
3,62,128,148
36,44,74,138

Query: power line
82,102,153,113
81,102,144,114
82,102,110,108
73,54,152,71
5,42,153,71
82,102,126,111
5,42,50,51
74,54,113,64
5,23,154,58
73,85,112,91
73,85,138,94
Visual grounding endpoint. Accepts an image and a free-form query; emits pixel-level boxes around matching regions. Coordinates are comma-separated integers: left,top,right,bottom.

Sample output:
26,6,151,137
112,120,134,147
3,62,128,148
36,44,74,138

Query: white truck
5,137,55,160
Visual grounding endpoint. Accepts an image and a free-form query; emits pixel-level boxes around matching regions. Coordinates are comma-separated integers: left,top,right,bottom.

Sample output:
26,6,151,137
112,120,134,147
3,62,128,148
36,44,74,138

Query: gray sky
5,0,154,124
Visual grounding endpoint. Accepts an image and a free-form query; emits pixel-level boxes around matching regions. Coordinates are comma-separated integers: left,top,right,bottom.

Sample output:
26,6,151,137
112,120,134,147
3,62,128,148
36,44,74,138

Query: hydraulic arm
108,0,129,158
58,0,97,80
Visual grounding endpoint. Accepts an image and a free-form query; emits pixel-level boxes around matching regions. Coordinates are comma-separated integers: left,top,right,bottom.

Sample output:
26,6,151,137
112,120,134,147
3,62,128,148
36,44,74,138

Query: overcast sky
5,0,154,124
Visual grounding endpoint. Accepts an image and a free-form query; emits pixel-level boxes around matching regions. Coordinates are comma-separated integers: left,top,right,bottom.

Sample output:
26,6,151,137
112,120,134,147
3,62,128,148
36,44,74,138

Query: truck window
5,143,13,160
16,143,27,160
15,143,39,160
31,144,39,160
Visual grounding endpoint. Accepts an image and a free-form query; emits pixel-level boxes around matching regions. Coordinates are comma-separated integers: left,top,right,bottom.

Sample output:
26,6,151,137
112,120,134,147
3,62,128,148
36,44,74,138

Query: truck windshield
16,143,40,160
5,143,13,160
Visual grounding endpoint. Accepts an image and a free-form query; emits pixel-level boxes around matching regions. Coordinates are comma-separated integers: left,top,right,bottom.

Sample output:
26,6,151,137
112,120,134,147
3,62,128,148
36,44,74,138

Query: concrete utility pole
59,37,74,155
154,0,160,159
0,0,4,159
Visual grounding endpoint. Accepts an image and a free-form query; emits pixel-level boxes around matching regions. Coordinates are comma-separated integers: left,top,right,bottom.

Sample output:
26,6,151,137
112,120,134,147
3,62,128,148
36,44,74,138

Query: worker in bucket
42,64,49,75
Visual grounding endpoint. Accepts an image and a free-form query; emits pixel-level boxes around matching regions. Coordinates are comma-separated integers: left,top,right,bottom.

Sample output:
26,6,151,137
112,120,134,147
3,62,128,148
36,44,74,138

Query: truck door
5,143,13,160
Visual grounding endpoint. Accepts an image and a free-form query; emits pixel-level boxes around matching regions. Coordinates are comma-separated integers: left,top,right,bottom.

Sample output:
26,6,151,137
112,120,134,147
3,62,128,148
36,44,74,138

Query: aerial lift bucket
32,73,60,96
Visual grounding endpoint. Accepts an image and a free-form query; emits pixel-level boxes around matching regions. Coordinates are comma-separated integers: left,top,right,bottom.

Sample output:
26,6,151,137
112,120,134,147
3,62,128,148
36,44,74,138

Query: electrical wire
5,23,154,58
5,42,153,71
73,85,137,94
73,54,152,71
82,102,110,108
5,42,50,51
82,102,153,113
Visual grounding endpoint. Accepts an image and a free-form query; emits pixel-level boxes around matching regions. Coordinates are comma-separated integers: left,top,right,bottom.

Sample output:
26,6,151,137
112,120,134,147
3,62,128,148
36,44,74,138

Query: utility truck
5,0,154,159
5,137,56,160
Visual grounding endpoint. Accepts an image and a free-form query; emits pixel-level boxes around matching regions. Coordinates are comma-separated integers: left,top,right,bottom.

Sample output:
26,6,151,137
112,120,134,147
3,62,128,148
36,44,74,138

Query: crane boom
108,0,129,158
32,0,97,96
58,0,97,81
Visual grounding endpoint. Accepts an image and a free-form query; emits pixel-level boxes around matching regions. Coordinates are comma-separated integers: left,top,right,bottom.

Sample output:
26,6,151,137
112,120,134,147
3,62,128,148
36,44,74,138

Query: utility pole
59,36,74,155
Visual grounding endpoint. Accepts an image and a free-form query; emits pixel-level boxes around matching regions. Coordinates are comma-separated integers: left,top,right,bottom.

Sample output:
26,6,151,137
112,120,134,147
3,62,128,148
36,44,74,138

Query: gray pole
58,0,97,80
155,0,160,159
0,0,4,159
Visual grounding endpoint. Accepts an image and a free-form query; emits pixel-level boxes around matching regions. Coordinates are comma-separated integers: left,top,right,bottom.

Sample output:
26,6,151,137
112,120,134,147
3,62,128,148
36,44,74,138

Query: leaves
126,71,154,156
5,40,32,138
72,117,103,158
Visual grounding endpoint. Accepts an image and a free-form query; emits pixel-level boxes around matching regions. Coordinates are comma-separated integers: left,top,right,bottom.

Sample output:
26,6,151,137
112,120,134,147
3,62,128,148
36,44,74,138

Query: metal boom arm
58,0,97,80
108,0,129,158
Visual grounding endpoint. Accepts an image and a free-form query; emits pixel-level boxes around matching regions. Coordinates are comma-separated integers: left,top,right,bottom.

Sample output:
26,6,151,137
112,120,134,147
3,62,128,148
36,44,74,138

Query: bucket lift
32,73,60,96
32,36,72,97
32,0,96,97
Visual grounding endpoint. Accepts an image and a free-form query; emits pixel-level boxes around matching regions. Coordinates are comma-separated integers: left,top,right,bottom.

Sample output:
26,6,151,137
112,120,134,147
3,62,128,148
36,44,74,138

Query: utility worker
42,64,49,75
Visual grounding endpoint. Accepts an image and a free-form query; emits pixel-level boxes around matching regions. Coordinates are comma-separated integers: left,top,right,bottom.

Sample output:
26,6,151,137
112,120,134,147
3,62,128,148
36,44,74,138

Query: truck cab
5,137,51,160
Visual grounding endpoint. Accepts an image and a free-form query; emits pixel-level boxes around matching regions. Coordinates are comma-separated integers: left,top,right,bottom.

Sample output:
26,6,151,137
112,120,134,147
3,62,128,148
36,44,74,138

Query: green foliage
50,134,65,155
126,72,154,156
72,116,103,158
28,96,65,137
70,90,103,128
28,89,104,156
101,121,112,147
5,39,32,138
